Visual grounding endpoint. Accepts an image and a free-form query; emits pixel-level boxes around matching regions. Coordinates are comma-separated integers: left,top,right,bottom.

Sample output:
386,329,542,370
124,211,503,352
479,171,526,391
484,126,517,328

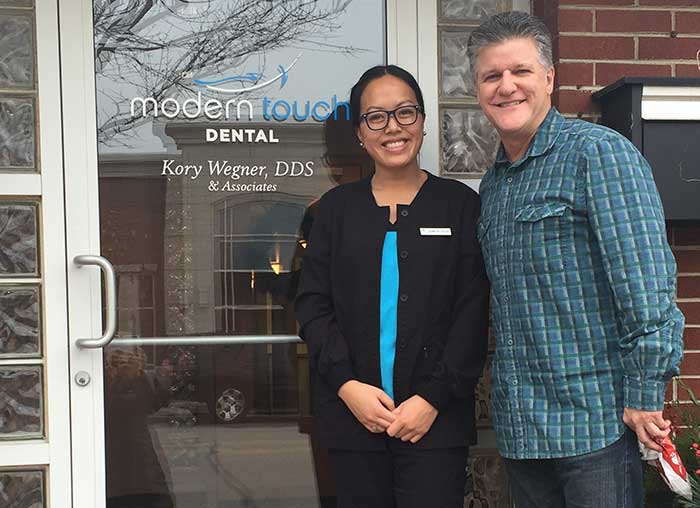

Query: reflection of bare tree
94,0,353,145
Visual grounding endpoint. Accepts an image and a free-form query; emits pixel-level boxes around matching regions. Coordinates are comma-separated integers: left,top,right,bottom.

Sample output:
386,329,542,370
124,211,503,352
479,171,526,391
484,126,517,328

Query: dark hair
349,65,425,128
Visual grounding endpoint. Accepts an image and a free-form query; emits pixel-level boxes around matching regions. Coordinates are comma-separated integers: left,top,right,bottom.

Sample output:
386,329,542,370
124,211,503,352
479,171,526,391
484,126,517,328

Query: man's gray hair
467,11,553,82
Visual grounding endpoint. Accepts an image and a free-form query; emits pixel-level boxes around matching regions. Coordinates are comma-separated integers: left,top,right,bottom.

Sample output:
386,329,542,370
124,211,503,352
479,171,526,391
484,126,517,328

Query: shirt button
400,341,407,349
503,296,509,302
400,210,409,217
399,294,408,302
512,379,518,386
507,177,513,183
400,250,408,259
507,339,514,346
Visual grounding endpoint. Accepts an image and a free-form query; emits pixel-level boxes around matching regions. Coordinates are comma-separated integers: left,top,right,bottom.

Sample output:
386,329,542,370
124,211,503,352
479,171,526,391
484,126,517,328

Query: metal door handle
74,255,117,349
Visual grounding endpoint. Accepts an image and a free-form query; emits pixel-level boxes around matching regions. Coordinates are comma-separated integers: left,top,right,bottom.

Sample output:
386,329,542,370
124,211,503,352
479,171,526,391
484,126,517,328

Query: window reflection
95,1,383,506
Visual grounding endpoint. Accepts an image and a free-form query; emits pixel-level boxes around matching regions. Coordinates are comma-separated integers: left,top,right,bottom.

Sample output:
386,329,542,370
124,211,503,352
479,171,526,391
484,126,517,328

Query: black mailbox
593,77,700,220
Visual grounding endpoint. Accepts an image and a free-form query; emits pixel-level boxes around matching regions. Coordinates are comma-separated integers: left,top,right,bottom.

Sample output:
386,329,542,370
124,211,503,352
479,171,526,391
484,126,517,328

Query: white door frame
58,0,107,504
58,1,419,506
0,0,73,506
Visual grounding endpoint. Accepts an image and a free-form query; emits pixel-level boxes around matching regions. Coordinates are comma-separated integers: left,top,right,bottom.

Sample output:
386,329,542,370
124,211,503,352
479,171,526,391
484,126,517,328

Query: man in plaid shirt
468,11,685,508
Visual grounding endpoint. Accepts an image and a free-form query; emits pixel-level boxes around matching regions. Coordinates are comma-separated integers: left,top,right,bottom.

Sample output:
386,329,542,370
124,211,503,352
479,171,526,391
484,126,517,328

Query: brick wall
674,224,700,402
533,0,700,116
531,0,700,404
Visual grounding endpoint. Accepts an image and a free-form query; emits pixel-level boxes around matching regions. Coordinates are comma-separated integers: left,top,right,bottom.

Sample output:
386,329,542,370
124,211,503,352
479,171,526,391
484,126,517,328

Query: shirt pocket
514,202,573,274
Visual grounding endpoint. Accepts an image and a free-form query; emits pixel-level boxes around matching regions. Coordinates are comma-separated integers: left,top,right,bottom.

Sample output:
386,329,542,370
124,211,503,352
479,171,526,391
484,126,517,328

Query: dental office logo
129,54,350,124
192,55,299,94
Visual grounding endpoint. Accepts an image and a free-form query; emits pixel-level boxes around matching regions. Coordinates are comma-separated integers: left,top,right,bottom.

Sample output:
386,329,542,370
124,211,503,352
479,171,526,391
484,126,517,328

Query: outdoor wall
531,0,700,403
533,0,700,116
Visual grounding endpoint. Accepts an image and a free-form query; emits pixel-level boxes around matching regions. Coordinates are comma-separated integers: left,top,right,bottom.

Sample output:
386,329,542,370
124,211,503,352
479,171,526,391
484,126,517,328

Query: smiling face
357,74,425,173
475,37,554,150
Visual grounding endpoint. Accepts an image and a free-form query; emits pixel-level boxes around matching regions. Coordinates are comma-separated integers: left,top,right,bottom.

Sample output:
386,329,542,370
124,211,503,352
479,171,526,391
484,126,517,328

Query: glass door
61,1,392,507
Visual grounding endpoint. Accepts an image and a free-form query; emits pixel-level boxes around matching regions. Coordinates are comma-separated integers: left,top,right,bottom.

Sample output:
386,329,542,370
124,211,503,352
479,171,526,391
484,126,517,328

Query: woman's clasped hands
338,380,438,443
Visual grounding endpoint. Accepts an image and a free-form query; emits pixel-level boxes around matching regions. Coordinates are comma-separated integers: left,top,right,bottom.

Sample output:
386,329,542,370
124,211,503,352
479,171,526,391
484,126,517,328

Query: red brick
676,12,700,34
557,62,595,86
556,89,600,114
675,225,700,246
685,328,700,350
676,378,700,402
640,0,700,5
596,63,671,86
678,276,700,299
675,250,700,273
639,37,700,60
681,351,700,374
677,65,700,78
560,36,635,59
559,9,593,32
596,10,671,33
561,0,633,5
679,302,700,325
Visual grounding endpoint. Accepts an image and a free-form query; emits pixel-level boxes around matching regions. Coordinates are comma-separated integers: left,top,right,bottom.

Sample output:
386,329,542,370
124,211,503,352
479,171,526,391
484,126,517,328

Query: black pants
330,441,468,508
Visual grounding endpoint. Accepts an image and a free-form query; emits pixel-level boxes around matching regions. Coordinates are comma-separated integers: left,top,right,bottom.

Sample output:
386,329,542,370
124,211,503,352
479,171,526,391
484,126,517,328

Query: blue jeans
503,428,643,508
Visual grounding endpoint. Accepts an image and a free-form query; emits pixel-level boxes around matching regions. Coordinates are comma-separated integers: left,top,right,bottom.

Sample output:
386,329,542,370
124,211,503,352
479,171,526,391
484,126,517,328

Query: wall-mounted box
593,77,700,221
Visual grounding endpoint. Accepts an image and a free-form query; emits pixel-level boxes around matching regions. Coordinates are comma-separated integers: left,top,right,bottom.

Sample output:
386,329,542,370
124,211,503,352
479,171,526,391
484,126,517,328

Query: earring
423,131,427,136
359,141,365,147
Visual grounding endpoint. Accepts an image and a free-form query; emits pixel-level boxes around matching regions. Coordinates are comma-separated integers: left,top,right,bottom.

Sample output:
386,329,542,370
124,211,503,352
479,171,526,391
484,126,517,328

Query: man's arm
584,132,685,449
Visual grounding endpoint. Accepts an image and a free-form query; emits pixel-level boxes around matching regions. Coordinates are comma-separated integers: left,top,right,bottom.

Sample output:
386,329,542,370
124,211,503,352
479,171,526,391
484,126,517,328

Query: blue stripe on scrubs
379,227,399,401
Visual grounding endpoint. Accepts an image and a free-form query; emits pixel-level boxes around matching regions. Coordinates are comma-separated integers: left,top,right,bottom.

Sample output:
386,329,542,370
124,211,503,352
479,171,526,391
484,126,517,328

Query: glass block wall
0,0,47,504
438,0,507,176
0,470,45,508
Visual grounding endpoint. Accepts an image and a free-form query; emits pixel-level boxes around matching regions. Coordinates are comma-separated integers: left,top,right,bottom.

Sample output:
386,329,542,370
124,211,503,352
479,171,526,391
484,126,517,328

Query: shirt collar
494,107,565,168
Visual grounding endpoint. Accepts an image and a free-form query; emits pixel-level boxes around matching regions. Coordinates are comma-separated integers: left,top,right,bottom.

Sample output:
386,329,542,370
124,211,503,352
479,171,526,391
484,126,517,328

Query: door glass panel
93,1,384,507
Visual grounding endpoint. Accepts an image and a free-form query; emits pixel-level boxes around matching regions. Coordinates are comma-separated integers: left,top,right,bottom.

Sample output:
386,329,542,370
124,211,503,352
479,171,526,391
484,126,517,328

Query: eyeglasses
360,105,423,131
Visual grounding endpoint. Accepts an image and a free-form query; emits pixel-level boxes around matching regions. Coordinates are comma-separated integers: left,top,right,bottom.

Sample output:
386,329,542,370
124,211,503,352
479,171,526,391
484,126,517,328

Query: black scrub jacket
295,172,489,450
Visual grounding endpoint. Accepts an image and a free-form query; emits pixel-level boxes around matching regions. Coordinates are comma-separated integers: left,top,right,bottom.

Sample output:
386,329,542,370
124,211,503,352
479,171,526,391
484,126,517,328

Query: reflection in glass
441,108,499,175
440,30,474,99
0,14,34,89
0,203,38,276
0,470,44,508
0,285,40,357
0,366,42,438
104,343,316,507
440,0,509,21
0,97,35,169
94,1,382,506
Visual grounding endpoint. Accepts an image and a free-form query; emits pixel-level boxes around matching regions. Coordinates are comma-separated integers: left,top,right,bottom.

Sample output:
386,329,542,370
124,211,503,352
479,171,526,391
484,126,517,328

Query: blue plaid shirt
478,108,685,459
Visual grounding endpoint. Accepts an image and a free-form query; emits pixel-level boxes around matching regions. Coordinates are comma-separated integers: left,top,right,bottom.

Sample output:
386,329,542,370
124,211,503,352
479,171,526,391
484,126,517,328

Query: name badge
420,227,452,236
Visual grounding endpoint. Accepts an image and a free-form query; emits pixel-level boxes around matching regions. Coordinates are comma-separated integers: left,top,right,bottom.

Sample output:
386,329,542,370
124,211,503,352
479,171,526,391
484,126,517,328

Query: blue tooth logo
193,55,300,94
193,72,262,86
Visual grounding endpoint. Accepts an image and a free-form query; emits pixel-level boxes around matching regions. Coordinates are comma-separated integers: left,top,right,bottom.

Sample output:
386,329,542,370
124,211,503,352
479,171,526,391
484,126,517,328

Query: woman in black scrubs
295,65,489,508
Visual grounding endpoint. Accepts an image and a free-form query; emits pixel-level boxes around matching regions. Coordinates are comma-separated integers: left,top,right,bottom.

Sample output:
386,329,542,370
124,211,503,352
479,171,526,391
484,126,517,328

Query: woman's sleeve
294,193,356,394
415,193,490,411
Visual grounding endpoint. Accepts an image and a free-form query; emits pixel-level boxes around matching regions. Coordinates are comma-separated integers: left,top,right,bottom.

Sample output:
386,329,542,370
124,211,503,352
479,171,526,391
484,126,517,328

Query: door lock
75,371,91,387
